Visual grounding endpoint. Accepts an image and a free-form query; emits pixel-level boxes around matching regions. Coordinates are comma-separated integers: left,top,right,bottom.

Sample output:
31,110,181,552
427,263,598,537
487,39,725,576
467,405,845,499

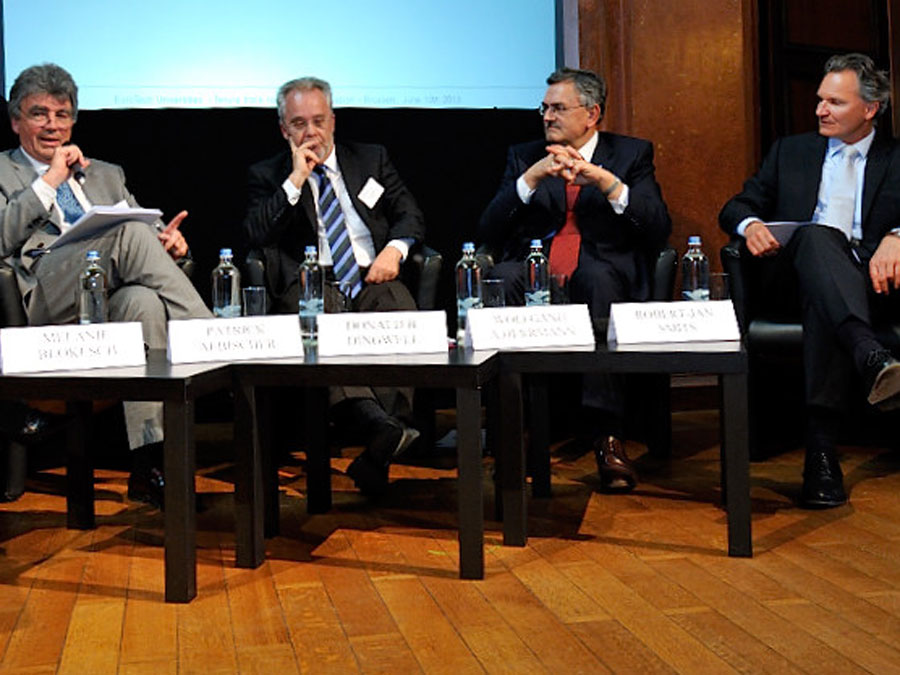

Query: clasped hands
524,144,621,197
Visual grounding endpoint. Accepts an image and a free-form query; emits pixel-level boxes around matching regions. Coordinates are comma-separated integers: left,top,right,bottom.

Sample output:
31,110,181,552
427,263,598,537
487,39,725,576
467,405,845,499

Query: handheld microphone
72,162,87,185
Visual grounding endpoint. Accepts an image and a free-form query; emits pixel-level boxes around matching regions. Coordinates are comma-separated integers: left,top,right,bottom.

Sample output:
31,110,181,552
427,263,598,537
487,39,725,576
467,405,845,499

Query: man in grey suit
0,63,212,508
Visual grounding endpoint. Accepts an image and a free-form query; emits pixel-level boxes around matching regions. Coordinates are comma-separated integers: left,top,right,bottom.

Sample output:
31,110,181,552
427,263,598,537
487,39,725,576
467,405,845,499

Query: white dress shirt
21,147,92,232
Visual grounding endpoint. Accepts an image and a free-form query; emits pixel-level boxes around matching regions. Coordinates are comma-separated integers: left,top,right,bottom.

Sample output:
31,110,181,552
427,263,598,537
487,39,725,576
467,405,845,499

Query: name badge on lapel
358,177,384,208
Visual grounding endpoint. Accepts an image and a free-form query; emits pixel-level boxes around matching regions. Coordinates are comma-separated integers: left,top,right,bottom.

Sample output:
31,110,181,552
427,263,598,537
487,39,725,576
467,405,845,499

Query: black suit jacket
243,141,425,308
719,131,900,262
479,133,671,300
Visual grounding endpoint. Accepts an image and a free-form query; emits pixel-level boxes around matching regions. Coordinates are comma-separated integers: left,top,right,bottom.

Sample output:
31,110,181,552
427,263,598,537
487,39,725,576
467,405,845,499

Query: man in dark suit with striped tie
243,77,425,497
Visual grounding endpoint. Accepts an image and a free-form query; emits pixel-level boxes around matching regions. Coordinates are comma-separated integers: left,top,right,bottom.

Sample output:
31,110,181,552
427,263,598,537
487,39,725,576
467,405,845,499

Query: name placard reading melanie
0,322,146,374
317,311,447,356
167,315,304,364
467,304,595,350
607,300,740,345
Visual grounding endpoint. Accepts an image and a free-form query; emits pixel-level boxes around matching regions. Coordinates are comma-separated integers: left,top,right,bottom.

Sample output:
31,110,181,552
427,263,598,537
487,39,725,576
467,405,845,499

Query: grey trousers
26,221,212,449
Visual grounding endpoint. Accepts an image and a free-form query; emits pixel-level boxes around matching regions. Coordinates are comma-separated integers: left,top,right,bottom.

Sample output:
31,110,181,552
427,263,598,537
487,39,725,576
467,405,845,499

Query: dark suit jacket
478,132,671,301
243,141,425,309
719,131,900,262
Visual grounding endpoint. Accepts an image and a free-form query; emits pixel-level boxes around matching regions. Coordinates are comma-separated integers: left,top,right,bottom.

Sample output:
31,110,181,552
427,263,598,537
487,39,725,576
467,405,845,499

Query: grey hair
276,77,332,121
8,63,78,120
547,67,607,120
824,53,890,117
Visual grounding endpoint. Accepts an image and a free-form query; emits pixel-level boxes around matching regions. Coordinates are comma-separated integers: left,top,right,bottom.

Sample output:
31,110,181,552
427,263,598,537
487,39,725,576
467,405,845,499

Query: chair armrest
720,239,747,333
244,250,267,289
652,247,677,301
0,263,27,328
403,244,443,310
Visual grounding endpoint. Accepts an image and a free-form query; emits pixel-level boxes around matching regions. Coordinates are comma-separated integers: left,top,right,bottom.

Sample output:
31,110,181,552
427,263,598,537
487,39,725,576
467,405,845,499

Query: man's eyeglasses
23,107,74,127
539,102,587,116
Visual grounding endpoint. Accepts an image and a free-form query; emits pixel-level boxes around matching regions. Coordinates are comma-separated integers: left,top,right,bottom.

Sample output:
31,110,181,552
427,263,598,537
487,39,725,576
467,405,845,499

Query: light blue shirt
811,129,875,241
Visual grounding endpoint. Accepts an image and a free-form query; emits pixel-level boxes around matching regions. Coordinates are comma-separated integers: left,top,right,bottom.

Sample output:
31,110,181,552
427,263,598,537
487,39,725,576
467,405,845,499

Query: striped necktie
314,166,362,298
56,181,85,224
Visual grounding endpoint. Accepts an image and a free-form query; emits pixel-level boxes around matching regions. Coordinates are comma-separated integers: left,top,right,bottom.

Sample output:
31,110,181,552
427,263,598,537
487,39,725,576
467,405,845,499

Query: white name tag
358,177,385,209
317,310,447,356
167,315,304,364
0,322,146,374
467,304,595,350
607,300,740,345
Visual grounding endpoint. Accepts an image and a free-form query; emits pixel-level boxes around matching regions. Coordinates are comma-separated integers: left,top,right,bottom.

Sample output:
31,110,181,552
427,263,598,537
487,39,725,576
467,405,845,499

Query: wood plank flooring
1,409,899,673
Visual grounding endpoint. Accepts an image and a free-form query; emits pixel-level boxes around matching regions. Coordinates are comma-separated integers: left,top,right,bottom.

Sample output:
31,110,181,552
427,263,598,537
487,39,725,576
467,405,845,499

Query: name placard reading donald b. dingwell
317,310,447,356
0,322,146,374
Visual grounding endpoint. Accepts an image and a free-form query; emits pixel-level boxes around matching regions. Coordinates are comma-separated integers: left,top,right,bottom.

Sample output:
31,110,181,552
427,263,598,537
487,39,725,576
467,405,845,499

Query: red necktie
549,183,581,281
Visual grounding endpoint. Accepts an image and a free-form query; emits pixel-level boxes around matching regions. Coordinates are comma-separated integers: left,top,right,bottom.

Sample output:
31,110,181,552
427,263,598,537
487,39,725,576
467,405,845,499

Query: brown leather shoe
593,436,637,493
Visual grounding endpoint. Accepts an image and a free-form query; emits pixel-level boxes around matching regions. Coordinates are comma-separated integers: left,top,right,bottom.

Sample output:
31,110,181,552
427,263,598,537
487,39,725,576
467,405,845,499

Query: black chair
244,243,443,311
721,238,900,457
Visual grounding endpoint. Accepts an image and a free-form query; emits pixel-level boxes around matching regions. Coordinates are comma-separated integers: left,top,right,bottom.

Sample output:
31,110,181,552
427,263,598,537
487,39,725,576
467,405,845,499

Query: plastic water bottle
455,242,482,346
211,248,241,317
681,235,710,301
76,250,108,324
298,246,324,341
524,239,550,306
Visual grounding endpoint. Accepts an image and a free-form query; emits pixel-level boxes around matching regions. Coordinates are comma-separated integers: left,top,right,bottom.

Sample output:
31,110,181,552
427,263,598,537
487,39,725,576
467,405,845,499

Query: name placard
0,322,146,374
167,315,304,364
317,310,447,356
467,304,595,350
607,300,740,345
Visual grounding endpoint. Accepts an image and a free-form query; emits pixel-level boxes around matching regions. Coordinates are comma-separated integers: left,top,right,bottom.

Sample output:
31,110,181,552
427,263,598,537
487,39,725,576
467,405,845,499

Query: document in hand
765,221,816,246
52,205,163,249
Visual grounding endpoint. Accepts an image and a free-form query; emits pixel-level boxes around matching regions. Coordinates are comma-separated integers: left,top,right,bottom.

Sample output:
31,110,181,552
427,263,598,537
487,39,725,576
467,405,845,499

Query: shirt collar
576,131,599,162
828,128,876,159
18,146,50,175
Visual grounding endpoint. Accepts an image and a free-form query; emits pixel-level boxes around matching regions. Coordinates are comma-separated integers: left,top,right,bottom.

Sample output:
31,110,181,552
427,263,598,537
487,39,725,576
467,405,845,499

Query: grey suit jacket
0,148,159,297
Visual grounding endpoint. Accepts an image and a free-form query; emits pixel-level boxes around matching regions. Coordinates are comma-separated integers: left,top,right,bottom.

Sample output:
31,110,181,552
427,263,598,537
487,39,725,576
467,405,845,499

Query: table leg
235,378,264,568
456,387,484,579
721,372,752,557
527,375,551,498
500,370,526,547
257,387,280,538
65,400,93,530
305,387,331,514
164,398,197,603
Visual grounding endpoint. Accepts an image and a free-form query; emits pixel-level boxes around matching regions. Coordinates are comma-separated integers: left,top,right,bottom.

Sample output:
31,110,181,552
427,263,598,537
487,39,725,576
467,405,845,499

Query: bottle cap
304,245,317,256
462,242,475,253
530,239,542,248
688,235,701,246
219,247,233,257
86,250,100,261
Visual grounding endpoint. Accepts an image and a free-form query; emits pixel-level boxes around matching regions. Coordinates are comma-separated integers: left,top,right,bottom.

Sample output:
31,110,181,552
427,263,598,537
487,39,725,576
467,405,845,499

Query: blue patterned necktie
314,166,362,298
56,181,85,224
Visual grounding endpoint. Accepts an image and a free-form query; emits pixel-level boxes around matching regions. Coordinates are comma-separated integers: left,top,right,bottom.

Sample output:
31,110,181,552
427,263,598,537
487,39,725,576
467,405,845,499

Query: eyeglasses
539,102,587,116
23,106,75,127
284,116,329,133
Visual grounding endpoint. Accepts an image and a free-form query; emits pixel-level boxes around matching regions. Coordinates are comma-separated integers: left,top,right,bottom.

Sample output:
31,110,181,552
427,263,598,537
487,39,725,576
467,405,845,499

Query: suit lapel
798,136,827,218
336,144,367,216
10,148,63,231
862,134,891,226
288,152,317,232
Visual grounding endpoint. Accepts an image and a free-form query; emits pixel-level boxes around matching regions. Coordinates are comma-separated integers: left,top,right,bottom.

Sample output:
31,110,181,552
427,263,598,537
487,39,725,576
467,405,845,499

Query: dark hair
277,77,332,121
547,67,607,119
824,53,890,117
9,63,78,120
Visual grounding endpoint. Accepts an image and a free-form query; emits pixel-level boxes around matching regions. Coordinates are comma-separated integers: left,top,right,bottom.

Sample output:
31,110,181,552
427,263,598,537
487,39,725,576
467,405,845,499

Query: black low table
232,349,499,579
0,351,232,602
497,340,751,557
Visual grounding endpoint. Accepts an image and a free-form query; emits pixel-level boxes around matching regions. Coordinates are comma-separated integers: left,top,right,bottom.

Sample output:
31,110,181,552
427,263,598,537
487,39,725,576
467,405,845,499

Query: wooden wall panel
579,0,759,273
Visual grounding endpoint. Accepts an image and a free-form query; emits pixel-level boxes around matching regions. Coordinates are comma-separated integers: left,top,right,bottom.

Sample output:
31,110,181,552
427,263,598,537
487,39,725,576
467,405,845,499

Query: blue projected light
3,0,557,110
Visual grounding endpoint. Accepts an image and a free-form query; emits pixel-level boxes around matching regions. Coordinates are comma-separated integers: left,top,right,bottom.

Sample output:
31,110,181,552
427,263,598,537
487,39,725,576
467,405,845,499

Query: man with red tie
479,67,671,491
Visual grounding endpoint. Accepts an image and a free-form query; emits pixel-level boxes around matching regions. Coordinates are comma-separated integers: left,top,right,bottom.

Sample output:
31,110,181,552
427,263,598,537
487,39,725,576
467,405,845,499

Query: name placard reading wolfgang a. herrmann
316,310,448,356
607,300,740,346
466,304,595,350
167,315,304,364
0,322,146,374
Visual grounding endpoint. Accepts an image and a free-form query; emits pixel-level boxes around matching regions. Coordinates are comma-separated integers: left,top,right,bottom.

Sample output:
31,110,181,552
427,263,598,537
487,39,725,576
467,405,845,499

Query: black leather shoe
593,436,637,493
800,451,847,509
127,466,165,510
367,419,420,468
864,349,900,410
346,452,389,498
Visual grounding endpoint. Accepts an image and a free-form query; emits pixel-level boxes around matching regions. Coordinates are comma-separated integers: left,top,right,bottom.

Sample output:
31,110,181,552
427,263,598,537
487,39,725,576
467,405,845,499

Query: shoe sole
868,361,900,407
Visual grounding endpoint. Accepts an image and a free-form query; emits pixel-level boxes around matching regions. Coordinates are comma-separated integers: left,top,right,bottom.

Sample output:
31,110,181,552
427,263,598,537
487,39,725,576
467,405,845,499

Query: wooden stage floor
1,410,899,673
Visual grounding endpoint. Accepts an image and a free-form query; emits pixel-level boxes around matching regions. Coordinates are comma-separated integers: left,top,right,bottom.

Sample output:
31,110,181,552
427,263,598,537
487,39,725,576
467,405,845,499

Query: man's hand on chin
365,246,402,284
